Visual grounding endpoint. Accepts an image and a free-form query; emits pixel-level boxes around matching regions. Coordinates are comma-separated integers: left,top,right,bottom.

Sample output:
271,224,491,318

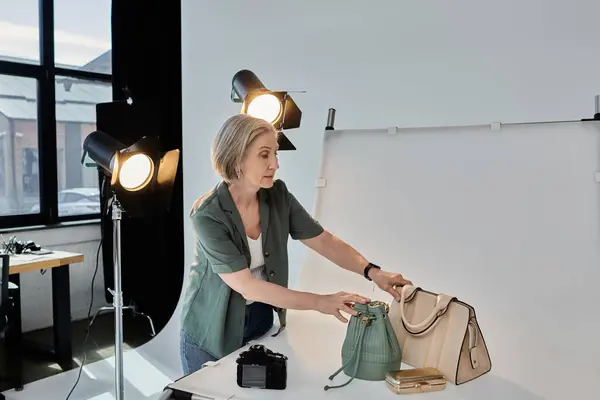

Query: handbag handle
398,285,454,335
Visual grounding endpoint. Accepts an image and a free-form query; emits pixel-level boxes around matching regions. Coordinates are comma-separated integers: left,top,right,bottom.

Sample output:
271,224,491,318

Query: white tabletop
166,311,543,400
6,250,84,274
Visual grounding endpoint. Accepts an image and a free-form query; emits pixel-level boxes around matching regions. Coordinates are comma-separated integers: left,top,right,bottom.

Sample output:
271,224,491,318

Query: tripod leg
131,309,157,337
89,306,114,329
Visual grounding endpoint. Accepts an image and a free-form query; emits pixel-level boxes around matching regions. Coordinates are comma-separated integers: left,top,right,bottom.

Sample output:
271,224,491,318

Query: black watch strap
363,263,381,281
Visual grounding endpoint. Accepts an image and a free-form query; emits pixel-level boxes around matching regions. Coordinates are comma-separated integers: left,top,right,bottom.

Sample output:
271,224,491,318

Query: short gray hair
211,114,277,182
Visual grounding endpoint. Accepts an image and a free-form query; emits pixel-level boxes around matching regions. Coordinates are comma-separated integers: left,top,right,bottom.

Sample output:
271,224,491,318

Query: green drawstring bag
324,300,402,391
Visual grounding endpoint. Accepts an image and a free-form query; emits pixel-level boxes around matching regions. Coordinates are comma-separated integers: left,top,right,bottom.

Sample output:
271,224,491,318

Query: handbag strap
399,285,454,335
324,313,374,391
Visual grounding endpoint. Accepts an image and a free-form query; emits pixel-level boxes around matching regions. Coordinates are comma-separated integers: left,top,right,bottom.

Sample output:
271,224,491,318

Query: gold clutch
385,367,447,394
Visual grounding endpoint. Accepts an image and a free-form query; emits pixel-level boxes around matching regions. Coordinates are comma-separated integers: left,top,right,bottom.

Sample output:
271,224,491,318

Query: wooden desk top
8,250,85,274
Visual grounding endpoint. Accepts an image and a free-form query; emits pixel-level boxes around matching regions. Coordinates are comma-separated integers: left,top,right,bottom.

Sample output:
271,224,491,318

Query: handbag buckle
370,300,390,314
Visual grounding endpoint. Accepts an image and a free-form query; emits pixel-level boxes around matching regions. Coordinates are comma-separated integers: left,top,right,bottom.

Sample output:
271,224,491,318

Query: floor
0,311,154,393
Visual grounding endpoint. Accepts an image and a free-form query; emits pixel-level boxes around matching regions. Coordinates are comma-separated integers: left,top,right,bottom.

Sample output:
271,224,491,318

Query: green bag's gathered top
324,301,402,391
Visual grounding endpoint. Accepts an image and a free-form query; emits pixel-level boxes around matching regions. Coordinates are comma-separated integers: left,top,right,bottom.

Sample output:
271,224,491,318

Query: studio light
81,123,180,400
231,69,302,150
82,131,179,213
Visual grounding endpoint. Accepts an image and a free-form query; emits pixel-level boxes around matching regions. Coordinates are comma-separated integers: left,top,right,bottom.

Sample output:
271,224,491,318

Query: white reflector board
296,121,600,400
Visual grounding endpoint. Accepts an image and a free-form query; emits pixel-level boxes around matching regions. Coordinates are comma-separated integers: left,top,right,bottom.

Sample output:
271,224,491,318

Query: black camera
236,344,288,390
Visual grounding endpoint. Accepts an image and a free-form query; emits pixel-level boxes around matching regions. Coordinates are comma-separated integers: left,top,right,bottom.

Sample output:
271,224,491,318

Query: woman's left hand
369,269,412,302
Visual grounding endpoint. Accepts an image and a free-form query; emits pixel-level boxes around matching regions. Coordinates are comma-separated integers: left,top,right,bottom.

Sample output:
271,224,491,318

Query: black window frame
0,0,112,230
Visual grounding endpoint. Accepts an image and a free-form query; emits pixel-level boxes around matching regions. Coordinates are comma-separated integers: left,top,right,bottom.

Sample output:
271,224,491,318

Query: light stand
89,184,157,340
111,192,125,400
90,191,157,400
81,124,180,400
84,189,156,400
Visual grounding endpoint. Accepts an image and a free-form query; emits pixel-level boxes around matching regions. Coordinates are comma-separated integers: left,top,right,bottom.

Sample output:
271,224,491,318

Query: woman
179,114,412,374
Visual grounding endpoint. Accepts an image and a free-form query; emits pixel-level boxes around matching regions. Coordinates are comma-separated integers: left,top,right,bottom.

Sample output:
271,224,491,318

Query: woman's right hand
315,291,371,323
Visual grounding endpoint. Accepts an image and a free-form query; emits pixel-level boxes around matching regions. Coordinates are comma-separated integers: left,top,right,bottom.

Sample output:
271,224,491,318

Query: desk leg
52,265,73,370
7,274,24,391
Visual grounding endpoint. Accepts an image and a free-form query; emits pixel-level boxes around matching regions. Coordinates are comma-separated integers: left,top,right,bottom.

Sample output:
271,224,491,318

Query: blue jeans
180,301,274,375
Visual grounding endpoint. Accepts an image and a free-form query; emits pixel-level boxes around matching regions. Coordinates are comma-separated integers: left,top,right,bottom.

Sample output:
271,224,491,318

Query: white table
8,250,85,374
163,311,543,400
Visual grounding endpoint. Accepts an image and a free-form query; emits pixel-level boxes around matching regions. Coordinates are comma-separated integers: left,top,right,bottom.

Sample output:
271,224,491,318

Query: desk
162,311,543,400
8,250,84,371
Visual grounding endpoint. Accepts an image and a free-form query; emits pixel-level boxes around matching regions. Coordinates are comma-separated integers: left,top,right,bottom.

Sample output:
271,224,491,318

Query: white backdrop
295,120,600,400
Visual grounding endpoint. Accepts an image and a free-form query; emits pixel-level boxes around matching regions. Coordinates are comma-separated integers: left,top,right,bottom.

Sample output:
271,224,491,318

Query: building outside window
0,0,112,227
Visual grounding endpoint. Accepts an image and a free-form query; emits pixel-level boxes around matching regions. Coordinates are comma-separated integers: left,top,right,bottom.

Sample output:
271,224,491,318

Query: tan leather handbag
388,285,492,385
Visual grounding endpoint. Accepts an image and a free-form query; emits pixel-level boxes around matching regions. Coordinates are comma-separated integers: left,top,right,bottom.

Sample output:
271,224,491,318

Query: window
55,76,111,217
0,75,39,217
54,0,112,73
0,0,40,64
0,0,112,228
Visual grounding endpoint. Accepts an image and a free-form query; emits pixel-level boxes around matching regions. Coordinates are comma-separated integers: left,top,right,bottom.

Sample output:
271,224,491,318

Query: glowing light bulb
246,94,282,123
118,153,154,191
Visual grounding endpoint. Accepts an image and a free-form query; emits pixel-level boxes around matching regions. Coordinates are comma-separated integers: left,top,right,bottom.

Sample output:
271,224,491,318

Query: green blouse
180,179,324,359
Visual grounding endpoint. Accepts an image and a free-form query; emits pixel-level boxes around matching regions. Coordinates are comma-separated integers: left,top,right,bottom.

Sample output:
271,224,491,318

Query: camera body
236,344,288,390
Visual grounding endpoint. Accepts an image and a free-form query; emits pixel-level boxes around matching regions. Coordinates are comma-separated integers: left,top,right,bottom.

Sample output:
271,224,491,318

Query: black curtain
99,0,183,336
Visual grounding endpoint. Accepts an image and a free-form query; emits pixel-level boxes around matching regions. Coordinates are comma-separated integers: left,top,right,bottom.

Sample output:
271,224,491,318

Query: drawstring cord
324,313,375,391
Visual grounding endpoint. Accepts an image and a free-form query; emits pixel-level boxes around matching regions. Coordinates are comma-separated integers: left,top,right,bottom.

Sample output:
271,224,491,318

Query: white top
246,233,267,304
